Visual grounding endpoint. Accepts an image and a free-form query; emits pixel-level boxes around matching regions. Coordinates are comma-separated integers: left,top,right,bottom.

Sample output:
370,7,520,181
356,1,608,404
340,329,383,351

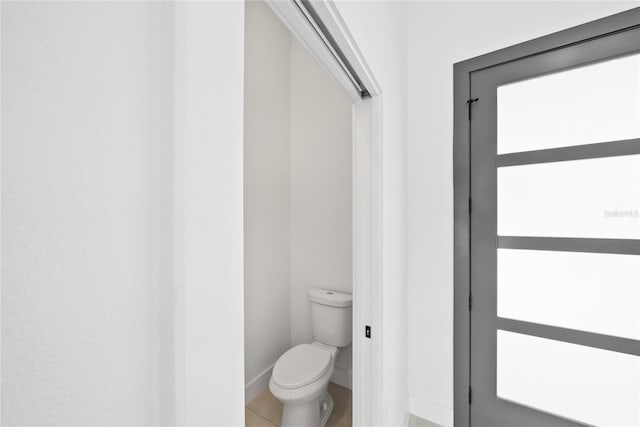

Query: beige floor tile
247,382,352,427
247,388,284,426
327,382,352,427
246,408,276,427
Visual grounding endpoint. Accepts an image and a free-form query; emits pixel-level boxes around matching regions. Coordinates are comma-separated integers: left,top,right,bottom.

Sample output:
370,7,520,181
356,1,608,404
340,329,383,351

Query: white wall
2,2,247,425
289,36,353,385
333,1,410,424
243,0,293,401
177,1,246,425
406,2,640,426
2,2,174,424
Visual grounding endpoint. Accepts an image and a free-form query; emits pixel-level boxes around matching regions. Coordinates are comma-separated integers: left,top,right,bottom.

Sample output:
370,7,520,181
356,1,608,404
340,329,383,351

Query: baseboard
245,363,274,404
330,365,352,390
403,412,412,427
408,393,453,427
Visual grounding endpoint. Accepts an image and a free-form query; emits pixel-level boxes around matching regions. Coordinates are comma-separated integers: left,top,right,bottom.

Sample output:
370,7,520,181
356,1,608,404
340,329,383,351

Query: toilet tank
308,288,352,347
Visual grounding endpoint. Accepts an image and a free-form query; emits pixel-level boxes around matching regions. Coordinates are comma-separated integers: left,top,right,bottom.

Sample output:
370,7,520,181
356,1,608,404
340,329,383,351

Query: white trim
172,2,186,423
305,0,380,97
266,0,379,102
264,1,383,425
330,366,352,391
245,363,275,404
368,95,384,426
351,100,371,426
409,394,453,427
176,2,246,424
0,2,3,422
352,96,384,427
267,0,358,102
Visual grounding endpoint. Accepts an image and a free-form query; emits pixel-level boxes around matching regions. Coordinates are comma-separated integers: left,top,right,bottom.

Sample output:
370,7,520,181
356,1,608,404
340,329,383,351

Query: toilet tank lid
308,288,352,307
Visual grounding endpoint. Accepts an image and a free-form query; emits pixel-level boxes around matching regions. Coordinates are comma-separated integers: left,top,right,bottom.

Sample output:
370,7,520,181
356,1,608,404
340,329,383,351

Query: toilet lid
272,344,331,390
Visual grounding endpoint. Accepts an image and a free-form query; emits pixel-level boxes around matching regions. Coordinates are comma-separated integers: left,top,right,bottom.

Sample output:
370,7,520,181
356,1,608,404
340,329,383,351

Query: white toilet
269,288,352,427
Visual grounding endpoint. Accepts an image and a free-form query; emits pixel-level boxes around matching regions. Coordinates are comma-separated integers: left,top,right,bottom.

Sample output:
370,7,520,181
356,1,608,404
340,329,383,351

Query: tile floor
246,382,352,427
407,415,442,427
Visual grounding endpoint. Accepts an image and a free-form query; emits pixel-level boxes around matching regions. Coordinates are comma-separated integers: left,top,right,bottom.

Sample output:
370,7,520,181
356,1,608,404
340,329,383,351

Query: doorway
454,8,640,427
243,1,382,425
243,0,353,424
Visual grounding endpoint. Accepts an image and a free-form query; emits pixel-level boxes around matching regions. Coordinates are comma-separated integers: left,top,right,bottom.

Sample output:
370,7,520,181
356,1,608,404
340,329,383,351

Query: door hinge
468,197,472,214
468,294,473,311
365,325,371,339
467,97,479,120
468,386,472,404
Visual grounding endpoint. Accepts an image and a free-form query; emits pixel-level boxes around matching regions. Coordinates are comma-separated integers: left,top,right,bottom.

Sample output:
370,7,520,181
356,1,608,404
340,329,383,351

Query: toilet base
319,391,334,427
281,390,334,427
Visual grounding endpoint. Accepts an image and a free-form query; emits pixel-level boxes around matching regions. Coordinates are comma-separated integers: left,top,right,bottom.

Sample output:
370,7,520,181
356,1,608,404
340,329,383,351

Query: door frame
265,1,383,424
453,7,640,427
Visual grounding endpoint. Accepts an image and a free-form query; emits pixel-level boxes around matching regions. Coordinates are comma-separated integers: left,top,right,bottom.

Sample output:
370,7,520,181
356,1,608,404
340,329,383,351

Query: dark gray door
469,26,640,427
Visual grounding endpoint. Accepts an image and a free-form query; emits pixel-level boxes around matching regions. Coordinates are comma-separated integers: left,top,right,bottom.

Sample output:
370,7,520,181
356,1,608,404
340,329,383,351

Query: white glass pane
498,249,640,339
497,155,640,239
497,330,640,426
498,53,640,154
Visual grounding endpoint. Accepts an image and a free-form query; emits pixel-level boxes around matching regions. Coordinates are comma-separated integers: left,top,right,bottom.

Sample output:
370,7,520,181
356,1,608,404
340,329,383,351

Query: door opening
244,0,383,425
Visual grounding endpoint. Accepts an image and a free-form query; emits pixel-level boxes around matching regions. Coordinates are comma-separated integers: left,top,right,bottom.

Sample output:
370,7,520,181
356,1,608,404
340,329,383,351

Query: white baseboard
408,393,453,427
245,363,274,404
330,365,352,390
403,412,411,427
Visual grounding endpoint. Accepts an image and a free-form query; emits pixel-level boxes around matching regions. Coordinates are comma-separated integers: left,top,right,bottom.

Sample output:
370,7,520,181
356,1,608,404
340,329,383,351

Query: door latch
467,97,479,120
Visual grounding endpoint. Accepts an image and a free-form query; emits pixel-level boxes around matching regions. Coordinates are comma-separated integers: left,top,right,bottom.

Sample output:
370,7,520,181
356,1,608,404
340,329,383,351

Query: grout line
246,407,277,427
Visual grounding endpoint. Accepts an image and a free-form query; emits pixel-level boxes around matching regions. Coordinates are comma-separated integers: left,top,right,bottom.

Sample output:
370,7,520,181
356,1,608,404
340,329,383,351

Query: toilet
269,288,352,427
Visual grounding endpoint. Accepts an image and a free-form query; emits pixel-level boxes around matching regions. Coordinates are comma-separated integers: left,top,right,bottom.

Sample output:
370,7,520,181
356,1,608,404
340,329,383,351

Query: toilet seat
272,344,332,390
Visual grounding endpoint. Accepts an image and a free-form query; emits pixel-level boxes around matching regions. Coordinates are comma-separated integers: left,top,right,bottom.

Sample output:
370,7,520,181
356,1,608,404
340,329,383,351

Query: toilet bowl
269,342,337,427
269,288,352,427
